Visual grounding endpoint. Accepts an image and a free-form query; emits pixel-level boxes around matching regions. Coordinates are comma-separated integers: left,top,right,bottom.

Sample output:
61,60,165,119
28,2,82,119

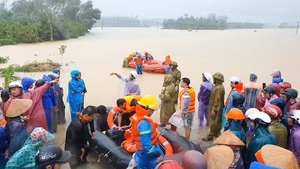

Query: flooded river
0,27,299,168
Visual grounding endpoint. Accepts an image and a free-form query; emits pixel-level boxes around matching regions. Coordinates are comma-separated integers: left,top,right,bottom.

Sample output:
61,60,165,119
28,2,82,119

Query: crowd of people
1,60,300,169
107,65,300,169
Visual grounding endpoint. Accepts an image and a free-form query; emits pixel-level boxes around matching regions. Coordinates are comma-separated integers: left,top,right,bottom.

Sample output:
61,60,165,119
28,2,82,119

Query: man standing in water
65,106,97,169
110,71,141,96
198,72,214,127
168,62,181,104
171,78,195,140
159,74,176,127
203,73,225,141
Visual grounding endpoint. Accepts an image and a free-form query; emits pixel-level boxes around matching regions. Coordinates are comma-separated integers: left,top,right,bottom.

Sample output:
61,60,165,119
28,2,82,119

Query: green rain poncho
5,127,55,169
159,75,176,125
168,62,181,104
207,72,225,138
244,124,278,169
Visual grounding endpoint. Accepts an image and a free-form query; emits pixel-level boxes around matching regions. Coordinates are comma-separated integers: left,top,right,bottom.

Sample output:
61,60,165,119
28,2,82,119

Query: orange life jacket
0,107,6,127
0,115,6,128
118,95,142,113
135,57,143,65
179,87,196,113
127,54,134,61
130,105,160,151
107,106,120,129
225,83,245,107
165,58,172,65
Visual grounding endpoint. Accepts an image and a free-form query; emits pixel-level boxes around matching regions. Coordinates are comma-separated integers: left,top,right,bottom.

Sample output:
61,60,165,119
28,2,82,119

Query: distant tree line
279,22,297,29
95,16,151,28
0,0,101,46
163,13,264,30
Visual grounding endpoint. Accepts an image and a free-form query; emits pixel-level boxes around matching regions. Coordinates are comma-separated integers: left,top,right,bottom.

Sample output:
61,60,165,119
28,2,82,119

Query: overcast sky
6,0,300,23
87,0,300,23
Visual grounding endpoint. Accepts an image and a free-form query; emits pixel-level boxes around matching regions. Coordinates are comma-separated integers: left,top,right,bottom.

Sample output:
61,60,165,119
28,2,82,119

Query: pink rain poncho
5,83,51,133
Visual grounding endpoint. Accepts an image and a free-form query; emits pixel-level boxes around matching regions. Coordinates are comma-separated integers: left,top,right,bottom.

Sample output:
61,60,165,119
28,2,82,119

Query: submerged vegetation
14,59,61,72
0,65,21,88
163,13,264,30
0,0,101,46
0,56,9,63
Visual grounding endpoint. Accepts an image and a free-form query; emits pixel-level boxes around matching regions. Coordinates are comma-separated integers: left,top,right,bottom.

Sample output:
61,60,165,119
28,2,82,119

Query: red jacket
256,94,266,111
288,99,300,113
5,83,51,133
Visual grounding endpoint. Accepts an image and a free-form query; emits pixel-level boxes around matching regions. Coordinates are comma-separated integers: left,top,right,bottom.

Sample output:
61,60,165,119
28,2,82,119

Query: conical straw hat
213,130,245,146
6,99,33,118
261,145,299,169
204,145,234,169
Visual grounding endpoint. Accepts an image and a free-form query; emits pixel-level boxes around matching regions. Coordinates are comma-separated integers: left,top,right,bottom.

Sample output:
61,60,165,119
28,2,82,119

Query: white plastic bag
168,110,184,128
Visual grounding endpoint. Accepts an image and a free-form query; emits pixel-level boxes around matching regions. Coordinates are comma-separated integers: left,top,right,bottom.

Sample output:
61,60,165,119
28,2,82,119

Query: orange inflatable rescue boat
129,60,166,74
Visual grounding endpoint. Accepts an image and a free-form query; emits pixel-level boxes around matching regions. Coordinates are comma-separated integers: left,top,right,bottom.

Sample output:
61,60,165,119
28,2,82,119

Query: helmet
35,79,46,87
145,52,149,55
182,150,207,169
170,61,178,67
232,92,245,106
248,112,271,125
202,72,212,81
245,108,260,118
227,108,245,121
36,145,71,167
9,81,23,89
138,95,159,110
261,86,276,95
130,71,138,78
262,105,282,119
291,110,300,124
166,55,170,58
230,76,241,86
155,160,183,169
282,82,292,90
283,88,298,99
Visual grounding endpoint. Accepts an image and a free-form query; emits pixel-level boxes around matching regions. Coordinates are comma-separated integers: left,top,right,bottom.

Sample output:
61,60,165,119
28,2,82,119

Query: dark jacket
5,117,28,157
65,117,89,156
0,127,9,169
245,124,278,169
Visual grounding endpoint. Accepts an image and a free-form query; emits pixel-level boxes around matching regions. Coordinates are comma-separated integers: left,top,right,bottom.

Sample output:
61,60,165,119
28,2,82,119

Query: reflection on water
1,27,299,168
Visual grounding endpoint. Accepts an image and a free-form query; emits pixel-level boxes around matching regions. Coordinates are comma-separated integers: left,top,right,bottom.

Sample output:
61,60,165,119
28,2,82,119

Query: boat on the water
90,119,202,169
128,60,166,74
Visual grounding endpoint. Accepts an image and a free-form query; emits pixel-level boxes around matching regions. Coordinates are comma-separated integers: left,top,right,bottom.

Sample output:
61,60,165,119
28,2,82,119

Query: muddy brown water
1,27,299,168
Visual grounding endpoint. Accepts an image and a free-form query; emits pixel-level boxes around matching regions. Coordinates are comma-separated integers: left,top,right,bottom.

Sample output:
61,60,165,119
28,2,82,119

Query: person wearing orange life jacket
107,95,141,130
171,77,196,140
130,95,164,169
223,76,245,128
162,55,172,74
133,53,145,75
116,95,141,130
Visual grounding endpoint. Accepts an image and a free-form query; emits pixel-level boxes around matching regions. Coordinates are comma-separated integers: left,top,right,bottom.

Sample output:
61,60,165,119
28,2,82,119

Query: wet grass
14,59,61,72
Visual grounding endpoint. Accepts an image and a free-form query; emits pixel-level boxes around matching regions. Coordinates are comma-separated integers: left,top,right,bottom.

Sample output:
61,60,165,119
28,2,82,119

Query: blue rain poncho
67,70,85,120
21,78,36,94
